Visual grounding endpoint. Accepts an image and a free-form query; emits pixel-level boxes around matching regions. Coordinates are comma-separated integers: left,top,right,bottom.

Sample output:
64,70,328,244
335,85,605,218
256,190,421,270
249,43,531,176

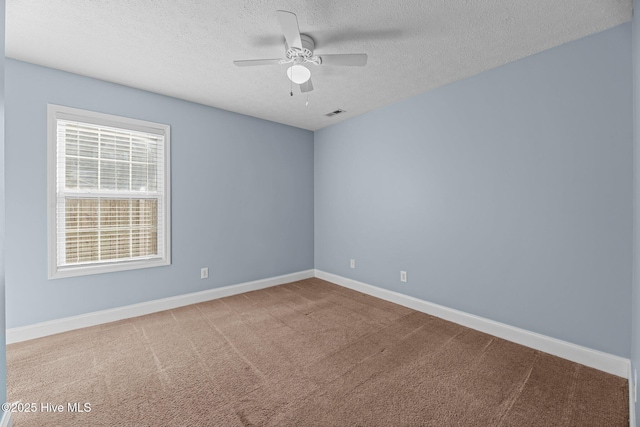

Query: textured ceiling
6,0,633,131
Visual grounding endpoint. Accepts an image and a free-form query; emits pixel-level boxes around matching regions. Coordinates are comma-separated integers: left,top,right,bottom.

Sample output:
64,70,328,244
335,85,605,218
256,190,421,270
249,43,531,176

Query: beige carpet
7,278,628,426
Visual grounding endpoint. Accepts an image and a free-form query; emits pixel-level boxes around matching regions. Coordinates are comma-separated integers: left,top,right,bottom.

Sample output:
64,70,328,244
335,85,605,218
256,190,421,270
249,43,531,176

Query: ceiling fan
233,10,368,94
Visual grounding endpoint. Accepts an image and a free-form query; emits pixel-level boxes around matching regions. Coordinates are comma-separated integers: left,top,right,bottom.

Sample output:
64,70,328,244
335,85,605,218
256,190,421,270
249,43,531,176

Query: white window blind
48,105,171,278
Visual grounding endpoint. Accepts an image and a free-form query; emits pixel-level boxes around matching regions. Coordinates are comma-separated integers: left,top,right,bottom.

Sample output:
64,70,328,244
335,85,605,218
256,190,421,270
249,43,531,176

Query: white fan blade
233,59,282,67
319,54,368,66
299,79,313,93
277,10,302,49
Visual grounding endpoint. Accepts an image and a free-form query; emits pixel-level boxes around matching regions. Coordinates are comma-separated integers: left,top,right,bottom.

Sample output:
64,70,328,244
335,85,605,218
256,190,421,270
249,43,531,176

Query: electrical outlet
200,267,209,279
350,259,356,269
400,271,407,283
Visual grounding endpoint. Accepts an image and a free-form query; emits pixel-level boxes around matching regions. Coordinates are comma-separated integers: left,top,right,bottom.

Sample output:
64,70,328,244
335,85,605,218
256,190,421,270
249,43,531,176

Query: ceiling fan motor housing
285,34,315,60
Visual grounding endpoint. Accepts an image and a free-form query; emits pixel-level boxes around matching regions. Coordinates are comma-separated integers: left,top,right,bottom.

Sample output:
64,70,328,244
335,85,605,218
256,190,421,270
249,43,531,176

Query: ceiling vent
325,109,346,117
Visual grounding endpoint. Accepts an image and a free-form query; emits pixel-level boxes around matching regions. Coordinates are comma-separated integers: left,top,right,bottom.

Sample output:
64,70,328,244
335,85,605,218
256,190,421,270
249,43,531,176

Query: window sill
49,257,171,279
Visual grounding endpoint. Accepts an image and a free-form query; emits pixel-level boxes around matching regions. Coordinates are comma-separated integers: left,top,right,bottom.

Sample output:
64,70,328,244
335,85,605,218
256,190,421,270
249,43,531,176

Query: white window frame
47,104,171,279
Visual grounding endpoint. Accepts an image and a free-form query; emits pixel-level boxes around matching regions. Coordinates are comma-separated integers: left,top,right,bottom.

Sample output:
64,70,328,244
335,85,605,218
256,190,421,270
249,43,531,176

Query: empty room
0,0,639,426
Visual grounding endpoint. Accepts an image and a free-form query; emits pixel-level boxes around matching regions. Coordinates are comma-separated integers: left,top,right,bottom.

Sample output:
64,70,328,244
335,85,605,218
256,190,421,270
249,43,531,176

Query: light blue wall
632,0,640,421
0,0,6,408
5,59,314,328
315,23,633,357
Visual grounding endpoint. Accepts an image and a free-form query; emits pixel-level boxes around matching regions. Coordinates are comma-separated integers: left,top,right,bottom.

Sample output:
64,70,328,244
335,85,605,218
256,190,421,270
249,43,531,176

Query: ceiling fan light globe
287,65,311,84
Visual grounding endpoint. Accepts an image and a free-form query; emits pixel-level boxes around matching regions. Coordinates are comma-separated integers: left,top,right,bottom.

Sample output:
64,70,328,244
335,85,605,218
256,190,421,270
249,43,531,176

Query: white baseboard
1,411,11,427
6,269,315,344
314,270,630,379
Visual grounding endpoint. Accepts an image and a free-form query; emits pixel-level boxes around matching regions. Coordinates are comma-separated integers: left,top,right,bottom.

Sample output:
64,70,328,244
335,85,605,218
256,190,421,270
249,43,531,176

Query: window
48,105,170,279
